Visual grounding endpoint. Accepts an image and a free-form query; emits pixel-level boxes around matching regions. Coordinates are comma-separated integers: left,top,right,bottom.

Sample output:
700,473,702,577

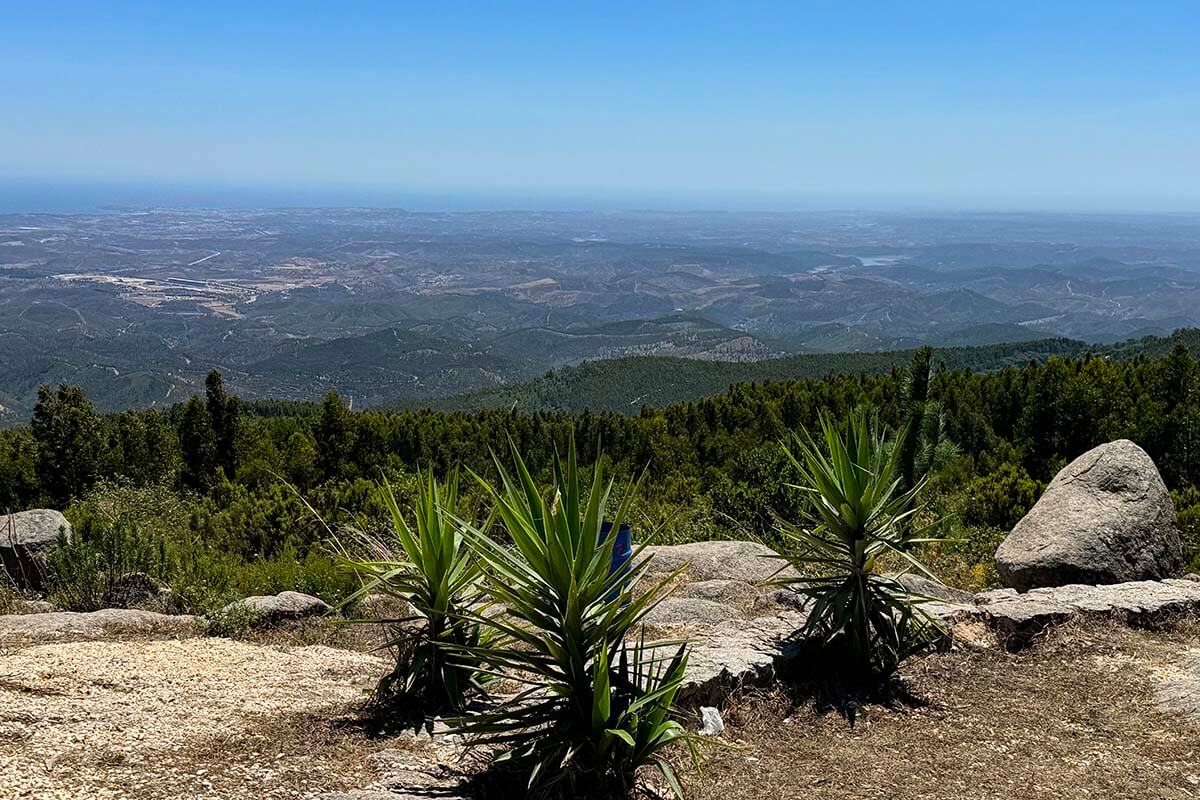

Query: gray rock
677,578,757,604
641,540,794,584
355,592,418,621
221,590,331,624
0,509,72,590
10,599,57,615
1155,651,1200,723
974,588,1019,604
678,609,806,705
637,542,814,706
110,571,159,607
698,706,725,736
309,731,468,800
883,572,975,604
977,578,1200,643
995,440,1183,591
644,597,737,629
0,608,199,645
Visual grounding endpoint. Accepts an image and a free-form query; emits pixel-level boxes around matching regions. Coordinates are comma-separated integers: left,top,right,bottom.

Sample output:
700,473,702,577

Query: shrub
959,463,1043,531
1172,486,1200,571
0,576,18,615
772,410,947,679
47,480,356,616
455,438,696,798
47,517,168,611
339,470,486,727
233,543,357,602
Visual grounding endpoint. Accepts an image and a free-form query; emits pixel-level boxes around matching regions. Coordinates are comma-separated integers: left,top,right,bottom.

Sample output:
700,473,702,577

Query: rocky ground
6,536,1200,800
3,618,1200,799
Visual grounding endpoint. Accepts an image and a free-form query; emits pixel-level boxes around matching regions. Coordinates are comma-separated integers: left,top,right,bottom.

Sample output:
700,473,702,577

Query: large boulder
0,509,72,590
220,591,331,625
995,440,1183,591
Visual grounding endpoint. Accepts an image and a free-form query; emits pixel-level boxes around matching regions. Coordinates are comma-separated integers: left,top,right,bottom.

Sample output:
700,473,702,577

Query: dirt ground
683,621,1200,800
0,637,399,800
2,621,1199,800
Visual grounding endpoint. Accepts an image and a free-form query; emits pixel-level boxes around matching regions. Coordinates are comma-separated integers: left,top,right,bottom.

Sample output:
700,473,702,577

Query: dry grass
680,620,1200,800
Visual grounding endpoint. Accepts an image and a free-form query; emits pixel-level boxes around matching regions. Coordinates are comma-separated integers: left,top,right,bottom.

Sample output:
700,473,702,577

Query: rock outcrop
0,509,72,590
974,578,1200,643
638,541,805,705
995,440,1183,591
0,608,199,645
220,591,331,625
642,539,793,584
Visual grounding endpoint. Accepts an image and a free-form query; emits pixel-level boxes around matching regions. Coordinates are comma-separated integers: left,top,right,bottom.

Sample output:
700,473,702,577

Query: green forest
4,330,1200,615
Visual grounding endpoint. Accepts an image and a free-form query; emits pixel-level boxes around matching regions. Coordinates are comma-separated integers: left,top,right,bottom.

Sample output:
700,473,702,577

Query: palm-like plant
454,438,696,798
339,470,486,725
772,409,947,678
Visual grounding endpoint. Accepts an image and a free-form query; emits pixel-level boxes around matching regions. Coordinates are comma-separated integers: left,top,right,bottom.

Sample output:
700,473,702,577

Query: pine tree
30,384,103,506
178,396,217,491
315,390,356,480
205,370,240,479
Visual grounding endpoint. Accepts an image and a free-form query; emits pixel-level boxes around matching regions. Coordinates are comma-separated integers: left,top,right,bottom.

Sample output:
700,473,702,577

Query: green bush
772,410,947,679
47,480,355,616
1172,487,1200,571
455,439,697,798
959,463,1043,531
47,517,169,611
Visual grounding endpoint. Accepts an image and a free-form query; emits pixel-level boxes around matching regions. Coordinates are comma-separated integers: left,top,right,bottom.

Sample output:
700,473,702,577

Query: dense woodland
4,332,1200,613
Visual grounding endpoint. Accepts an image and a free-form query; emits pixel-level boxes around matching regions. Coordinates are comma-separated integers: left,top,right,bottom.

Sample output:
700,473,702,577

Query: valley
3,207,1199,421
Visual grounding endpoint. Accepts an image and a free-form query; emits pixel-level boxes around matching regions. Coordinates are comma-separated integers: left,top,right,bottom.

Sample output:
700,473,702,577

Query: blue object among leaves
600,521,633,600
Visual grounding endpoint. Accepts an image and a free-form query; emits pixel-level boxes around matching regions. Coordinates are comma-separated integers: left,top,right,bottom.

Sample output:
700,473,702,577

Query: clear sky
4,1,1200,210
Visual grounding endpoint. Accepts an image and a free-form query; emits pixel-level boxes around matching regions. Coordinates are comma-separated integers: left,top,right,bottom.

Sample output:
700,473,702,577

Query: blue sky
3,2,1199,210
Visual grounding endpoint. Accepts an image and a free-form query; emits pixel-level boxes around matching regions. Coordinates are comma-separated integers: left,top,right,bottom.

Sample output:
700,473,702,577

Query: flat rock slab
312,744,469,800
975,578,1200,643
678,610,807,705
636,541,809,705
0,608,199,645
1154,650,1200,723
641,540,796,583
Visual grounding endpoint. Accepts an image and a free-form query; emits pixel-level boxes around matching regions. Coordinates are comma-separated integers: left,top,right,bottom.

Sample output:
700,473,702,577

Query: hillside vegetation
6,329,1200,618
430,328,1200,415
427,336,1091,414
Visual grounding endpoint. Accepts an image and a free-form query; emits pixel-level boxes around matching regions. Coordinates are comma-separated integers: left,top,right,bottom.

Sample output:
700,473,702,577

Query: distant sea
3,180,1199,216
0,180,831,214
0,180,630,214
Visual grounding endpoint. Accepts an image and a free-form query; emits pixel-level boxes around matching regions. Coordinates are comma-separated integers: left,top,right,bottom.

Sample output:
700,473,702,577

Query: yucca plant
454,438,696,798
771,409,948,679
339,470,487,727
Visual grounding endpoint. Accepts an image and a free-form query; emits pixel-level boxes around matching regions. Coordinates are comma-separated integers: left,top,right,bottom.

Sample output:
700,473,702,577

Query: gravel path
0,638,392,799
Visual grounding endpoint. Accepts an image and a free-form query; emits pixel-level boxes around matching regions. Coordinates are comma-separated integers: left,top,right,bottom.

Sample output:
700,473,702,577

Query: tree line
3,343,1199,574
